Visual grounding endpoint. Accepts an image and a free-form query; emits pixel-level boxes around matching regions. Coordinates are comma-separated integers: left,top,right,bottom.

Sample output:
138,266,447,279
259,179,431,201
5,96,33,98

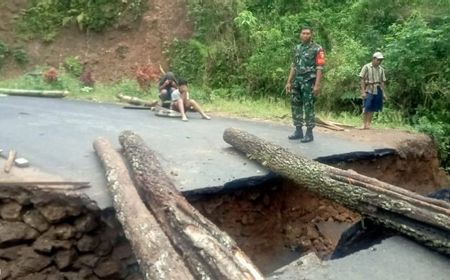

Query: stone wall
0,185,143,280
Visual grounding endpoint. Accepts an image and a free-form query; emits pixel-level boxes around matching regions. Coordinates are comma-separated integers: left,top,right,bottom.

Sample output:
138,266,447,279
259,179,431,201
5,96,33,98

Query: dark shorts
363,87,383,112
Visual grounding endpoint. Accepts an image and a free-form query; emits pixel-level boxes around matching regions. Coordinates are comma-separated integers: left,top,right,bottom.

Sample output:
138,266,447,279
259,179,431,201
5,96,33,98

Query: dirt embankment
323,128,449,194
0,0,192,82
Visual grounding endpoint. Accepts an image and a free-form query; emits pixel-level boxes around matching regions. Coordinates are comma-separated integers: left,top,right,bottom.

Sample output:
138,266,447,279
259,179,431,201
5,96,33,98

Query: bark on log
119,130,264,280
117,93,158,107
3,150,17,173
223,127,450,255
93,138,194,280
0,88,68,98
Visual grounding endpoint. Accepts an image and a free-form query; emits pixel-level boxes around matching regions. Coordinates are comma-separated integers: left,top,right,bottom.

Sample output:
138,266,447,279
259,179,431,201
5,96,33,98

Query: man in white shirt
359,52,387,129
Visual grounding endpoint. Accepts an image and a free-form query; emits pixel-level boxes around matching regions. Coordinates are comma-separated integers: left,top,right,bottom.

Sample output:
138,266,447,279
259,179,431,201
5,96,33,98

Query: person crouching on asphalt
285,26,325,143
159,72,178,107
359,52,387,129
171,80,211,122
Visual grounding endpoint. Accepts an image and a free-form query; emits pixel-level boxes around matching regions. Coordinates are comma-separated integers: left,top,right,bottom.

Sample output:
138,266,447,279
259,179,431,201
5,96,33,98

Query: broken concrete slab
268,236,450,280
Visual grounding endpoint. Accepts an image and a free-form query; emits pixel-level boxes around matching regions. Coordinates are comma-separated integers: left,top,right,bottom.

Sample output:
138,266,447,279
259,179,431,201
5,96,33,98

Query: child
171,80,211,121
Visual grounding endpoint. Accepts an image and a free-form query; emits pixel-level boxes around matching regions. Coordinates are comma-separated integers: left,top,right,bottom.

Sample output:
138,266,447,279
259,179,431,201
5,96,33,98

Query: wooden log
0,88,68,98
93,138,194,280
3,150,17,173
119,130,264,280
117,93,158,107
223,127,450,255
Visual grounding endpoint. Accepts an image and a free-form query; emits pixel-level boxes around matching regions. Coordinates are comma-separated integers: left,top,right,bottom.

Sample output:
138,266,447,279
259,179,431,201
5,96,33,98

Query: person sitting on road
171,80,211,121
159,72,178,107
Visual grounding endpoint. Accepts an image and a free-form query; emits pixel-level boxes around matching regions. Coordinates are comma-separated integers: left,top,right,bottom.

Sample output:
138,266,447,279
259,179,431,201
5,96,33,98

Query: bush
17,0,148,41
12,48,29,66
63,56,83,77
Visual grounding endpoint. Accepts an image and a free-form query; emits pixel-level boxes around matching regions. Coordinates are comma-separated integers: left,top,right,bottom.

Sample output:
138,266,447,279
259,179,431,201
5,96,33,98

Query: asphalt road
0,96,384,208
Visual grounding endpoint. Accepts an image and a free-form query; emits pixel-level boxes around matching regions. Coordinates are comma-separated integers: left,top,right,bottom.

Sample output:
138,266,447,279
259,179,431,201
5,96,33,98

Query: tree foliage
169,0,450,170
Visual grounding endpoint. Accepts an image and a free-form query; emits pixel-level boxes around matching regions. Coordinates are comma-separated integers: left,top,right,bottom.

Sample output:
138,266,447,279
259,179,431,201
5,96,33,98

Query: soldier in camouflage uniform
285,27,325,142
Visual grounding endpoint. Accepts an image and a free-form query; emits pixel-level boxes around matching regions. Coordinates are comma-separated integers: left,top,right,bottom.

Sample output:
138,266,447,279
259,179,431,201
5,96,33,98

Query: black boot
288,126,304,140
301,127,314,143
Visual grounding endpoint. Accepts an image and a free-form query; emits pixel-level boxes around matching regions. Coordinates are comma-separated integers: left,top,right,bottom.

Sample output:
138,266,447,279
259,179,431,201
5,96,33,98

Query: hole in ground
187,178,360,275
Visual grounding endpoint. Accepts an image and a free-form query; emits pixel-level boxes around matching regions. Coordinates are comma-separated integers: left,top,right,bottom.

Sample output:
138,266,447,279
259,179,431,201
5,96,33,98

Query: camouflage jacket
292,42,325,82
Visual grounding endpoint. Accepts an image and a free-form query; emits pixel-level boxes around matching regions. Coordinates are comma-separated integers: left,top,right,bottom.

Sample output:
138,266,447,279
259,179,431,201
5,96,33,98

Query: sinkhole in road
0,145,447,278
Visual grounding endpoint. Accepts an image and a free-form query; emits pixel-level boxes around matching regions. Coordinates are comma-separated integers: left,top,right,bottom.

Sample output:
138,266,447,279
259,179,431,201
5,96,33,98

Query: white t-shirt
171,89,189,101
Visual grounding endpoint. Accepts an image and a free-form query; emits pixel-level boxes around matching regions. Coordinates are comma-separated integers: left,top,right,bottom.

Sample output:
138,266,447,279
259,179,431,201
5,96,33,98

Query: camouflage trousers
291,79,315,128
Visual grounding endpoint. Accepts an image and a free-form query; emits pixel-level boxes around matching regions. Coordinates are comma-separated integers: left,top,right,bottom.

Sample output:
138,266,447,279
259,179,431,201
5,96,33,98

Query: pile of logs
93,131,263,280
223,128,450,255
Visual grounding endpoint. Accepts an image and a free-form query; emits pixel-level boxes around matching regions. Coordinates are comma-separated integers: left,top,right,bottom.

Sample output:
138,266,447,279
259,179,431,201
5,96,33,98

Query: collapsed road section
0,129,449,279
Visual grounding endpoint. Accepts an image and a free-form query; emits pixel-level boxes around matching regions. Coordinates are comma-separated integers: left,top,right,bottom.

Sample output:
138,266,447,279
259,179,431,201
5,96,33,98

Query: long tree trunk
93,138,194,280
0,88,68,98
119,130,264,280
223,127,450,255
117,93,158,107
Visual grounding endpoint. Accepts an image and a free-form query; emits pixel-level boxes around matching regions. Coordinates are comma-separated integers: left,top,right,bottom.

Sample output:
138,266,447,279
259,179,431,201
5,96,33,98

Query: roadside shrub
12,48,29,66
133,64,160,91
80,70,95,87
64,56,83,77
43,67,58,83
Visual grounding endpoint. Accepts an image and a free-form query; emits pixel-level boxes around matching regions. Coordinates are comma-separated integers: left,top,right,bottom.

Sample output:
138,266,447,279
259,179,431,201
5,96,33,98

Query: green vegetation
169,0,450,171
17,0,148,42
0,66,145,103
63,56,83,77
0,41,29,69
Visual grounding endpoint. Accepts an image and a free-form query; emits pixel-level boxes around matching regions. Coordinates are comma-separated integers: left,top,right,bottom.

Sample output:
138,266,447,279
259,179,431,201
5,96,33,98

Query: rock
54,249,77,270
111,242,133,260
10,247,52,278
0,259,11,279
23,209,50,232
0,221,39,244
96,239,113,256
15,157,30,167
74,254,99,268
0,244,27,260
0,188,31,205
77,235,99,252
78,267,94,278
305,224,320,240
0,201,22,220
16,273,47,280
61,272,78,280
41,266,64,280
37,202,81,223
93,259,122,279
33,236,72,253
75,214,98,233
52,224,77,240
126,272,145,280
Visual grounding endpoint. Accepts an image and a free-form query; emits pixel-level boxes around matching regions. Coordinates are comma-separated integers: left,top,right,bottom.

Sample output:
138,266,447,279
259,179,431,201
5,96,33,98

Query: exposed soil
0,0,192,82
189,180,360,275
321,127,449,194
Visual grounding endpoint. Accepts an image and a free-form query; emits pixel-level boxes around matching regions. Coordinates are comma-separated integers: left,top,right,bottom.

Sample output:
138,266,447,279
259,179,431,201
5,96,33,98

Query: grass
0,69,412,130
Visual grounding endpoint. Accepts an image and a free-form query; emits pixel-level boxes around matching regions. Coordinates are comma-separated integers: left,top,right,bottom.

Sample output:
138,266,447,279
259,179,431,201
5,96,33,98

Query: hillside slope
0,0,192,81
